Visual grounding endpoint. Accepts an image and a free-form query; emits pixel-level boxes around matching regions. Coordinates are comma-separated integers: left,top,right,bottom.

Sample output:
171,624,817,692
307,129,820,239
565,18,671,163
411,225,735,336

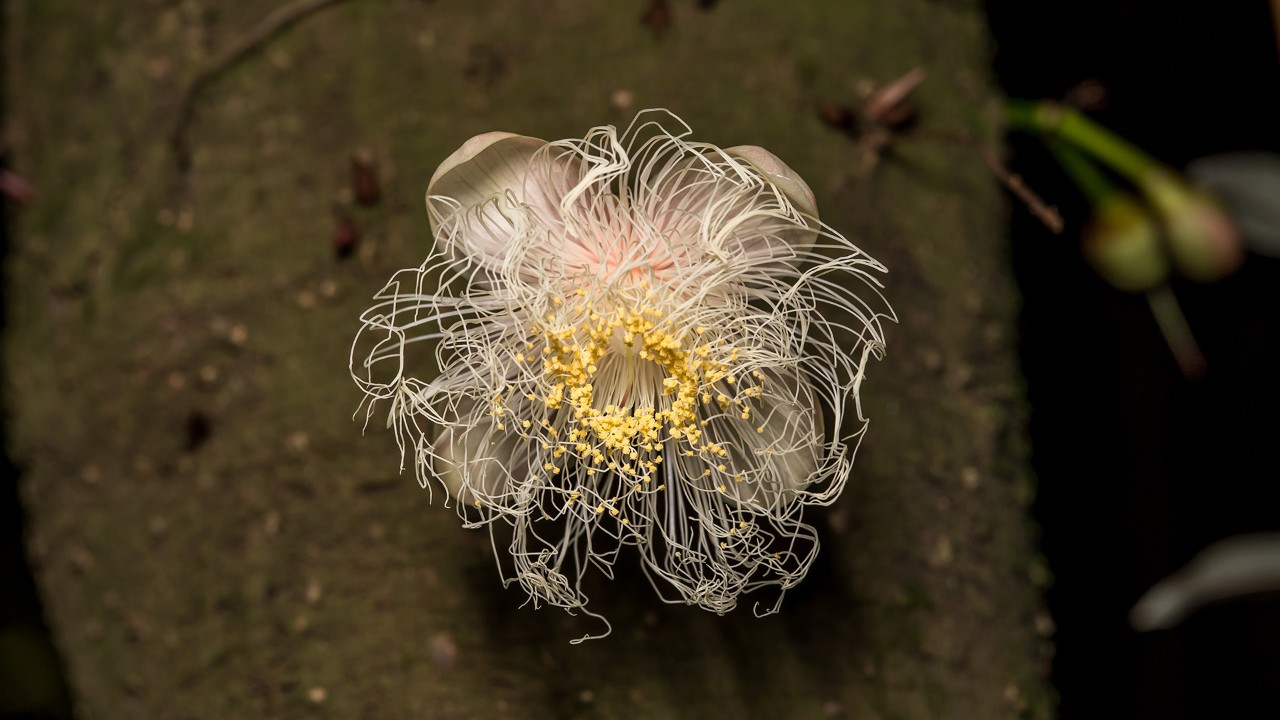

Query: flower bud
1082,194,1169,292
1143,172,1243,283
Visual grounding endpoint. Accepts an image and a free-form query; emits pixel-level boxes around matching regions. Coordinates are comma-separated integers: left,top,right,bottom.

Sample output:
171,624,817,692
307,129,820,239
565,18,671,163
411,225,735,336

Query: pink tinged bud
1186,152,1280,258
1082,195,1169,292
1143,172,1244,283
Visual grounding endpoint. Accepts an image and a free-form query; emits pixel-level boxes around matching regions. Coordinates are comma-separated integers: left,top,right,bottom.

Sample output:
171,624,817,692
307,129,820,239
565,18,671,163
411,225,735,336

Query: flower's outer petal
642,144,821,272
429,132,524,189
735,368,824,505
426,132,565,267
677,366,824,514
635,365,825,611
726,145,821,257
433,423,495,505
726,145,818,223
432,400,531,516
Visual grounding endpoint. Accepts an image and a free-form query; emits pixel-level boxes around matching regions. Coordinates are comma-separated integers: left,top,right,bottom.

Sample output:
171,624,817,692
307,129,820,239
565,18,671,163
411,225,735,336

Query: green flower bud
1082,194,1169,292
1143,172,1244,283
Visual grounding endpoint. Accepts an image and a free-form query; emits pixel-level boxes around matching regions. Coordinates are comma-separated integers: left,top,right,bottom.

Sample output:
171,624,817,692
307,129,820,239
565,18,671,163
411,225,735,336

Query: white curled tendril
350,109,893,642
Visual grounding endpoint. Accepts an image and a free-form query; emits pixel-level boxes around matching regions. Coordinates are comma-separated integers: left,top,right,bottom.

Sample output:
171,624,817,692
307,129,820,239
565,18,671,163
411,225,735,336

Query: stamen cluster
351,111,891,640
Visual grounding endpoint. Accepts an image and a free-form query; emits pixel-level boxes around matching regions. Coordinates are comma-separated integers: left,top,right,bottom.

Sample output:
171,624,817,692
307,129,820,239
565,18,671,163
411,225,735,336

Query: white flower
351,110,891,640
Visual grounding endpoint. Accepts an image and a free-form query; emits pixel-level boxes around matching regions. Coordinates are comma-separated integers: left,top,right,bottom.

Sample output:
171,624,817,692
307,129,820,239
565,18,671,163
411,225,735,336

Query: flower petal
675,366,824,514
724,145,821,259
725,145,818,223
638,144,821,274
432,402,532,515
428,131,525,189
426,132,566,268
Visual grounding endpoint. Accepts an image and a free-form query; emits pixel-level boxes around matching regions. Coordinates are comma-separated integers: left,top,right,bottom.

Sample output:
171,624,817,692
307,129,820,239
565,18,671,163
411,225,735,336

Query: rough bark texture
5,1,1052,718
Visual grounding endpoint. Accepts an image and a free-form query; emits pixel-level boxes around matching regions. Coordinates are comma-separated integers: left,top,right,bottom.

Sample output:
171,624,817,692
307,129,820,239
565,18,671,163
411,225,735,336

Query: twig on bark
170,0,356,171
975,143,1064,234
817,69,1061,233
906,128,1064,234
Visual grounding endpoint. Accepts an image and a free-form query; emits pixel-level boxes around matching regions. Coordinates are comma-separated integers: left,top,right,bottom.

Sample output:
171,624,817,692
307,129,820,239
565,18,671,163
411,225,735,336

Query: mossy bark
6,0,1051,717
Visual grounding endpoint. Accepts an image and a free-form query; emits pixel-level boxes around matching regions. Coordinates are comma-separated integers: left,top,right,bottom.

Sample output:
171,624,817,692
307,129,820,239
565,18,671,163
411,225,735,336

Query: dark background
3,1,1279,718
989,0,1280,717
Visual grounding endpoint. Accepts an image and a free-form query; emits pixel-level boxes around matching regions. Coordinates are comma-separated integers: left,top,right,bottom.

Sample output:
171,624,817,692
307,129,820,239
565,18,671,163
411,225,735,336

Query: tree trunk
5,0,1051,717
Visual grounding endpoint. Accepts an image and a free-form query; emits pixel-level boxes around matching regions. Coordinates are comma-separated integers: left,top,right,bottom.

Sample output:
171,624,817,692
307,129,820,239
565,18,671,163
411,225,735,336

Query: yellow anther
533,308,740,466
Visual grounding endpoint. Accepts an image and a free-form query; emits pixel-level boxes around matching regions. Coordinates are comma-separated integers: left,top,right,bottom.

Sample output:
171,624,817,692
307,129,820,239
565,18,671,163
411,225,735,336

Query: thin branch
904,128,1064,234
170,0,356,171
977,144,1065,234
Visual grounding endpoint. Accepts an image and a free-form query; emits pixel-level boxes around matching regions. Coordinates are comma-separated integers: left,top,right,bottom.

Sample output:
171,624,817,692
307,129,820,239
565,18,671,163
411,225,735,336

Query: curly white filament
351,110,892,640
